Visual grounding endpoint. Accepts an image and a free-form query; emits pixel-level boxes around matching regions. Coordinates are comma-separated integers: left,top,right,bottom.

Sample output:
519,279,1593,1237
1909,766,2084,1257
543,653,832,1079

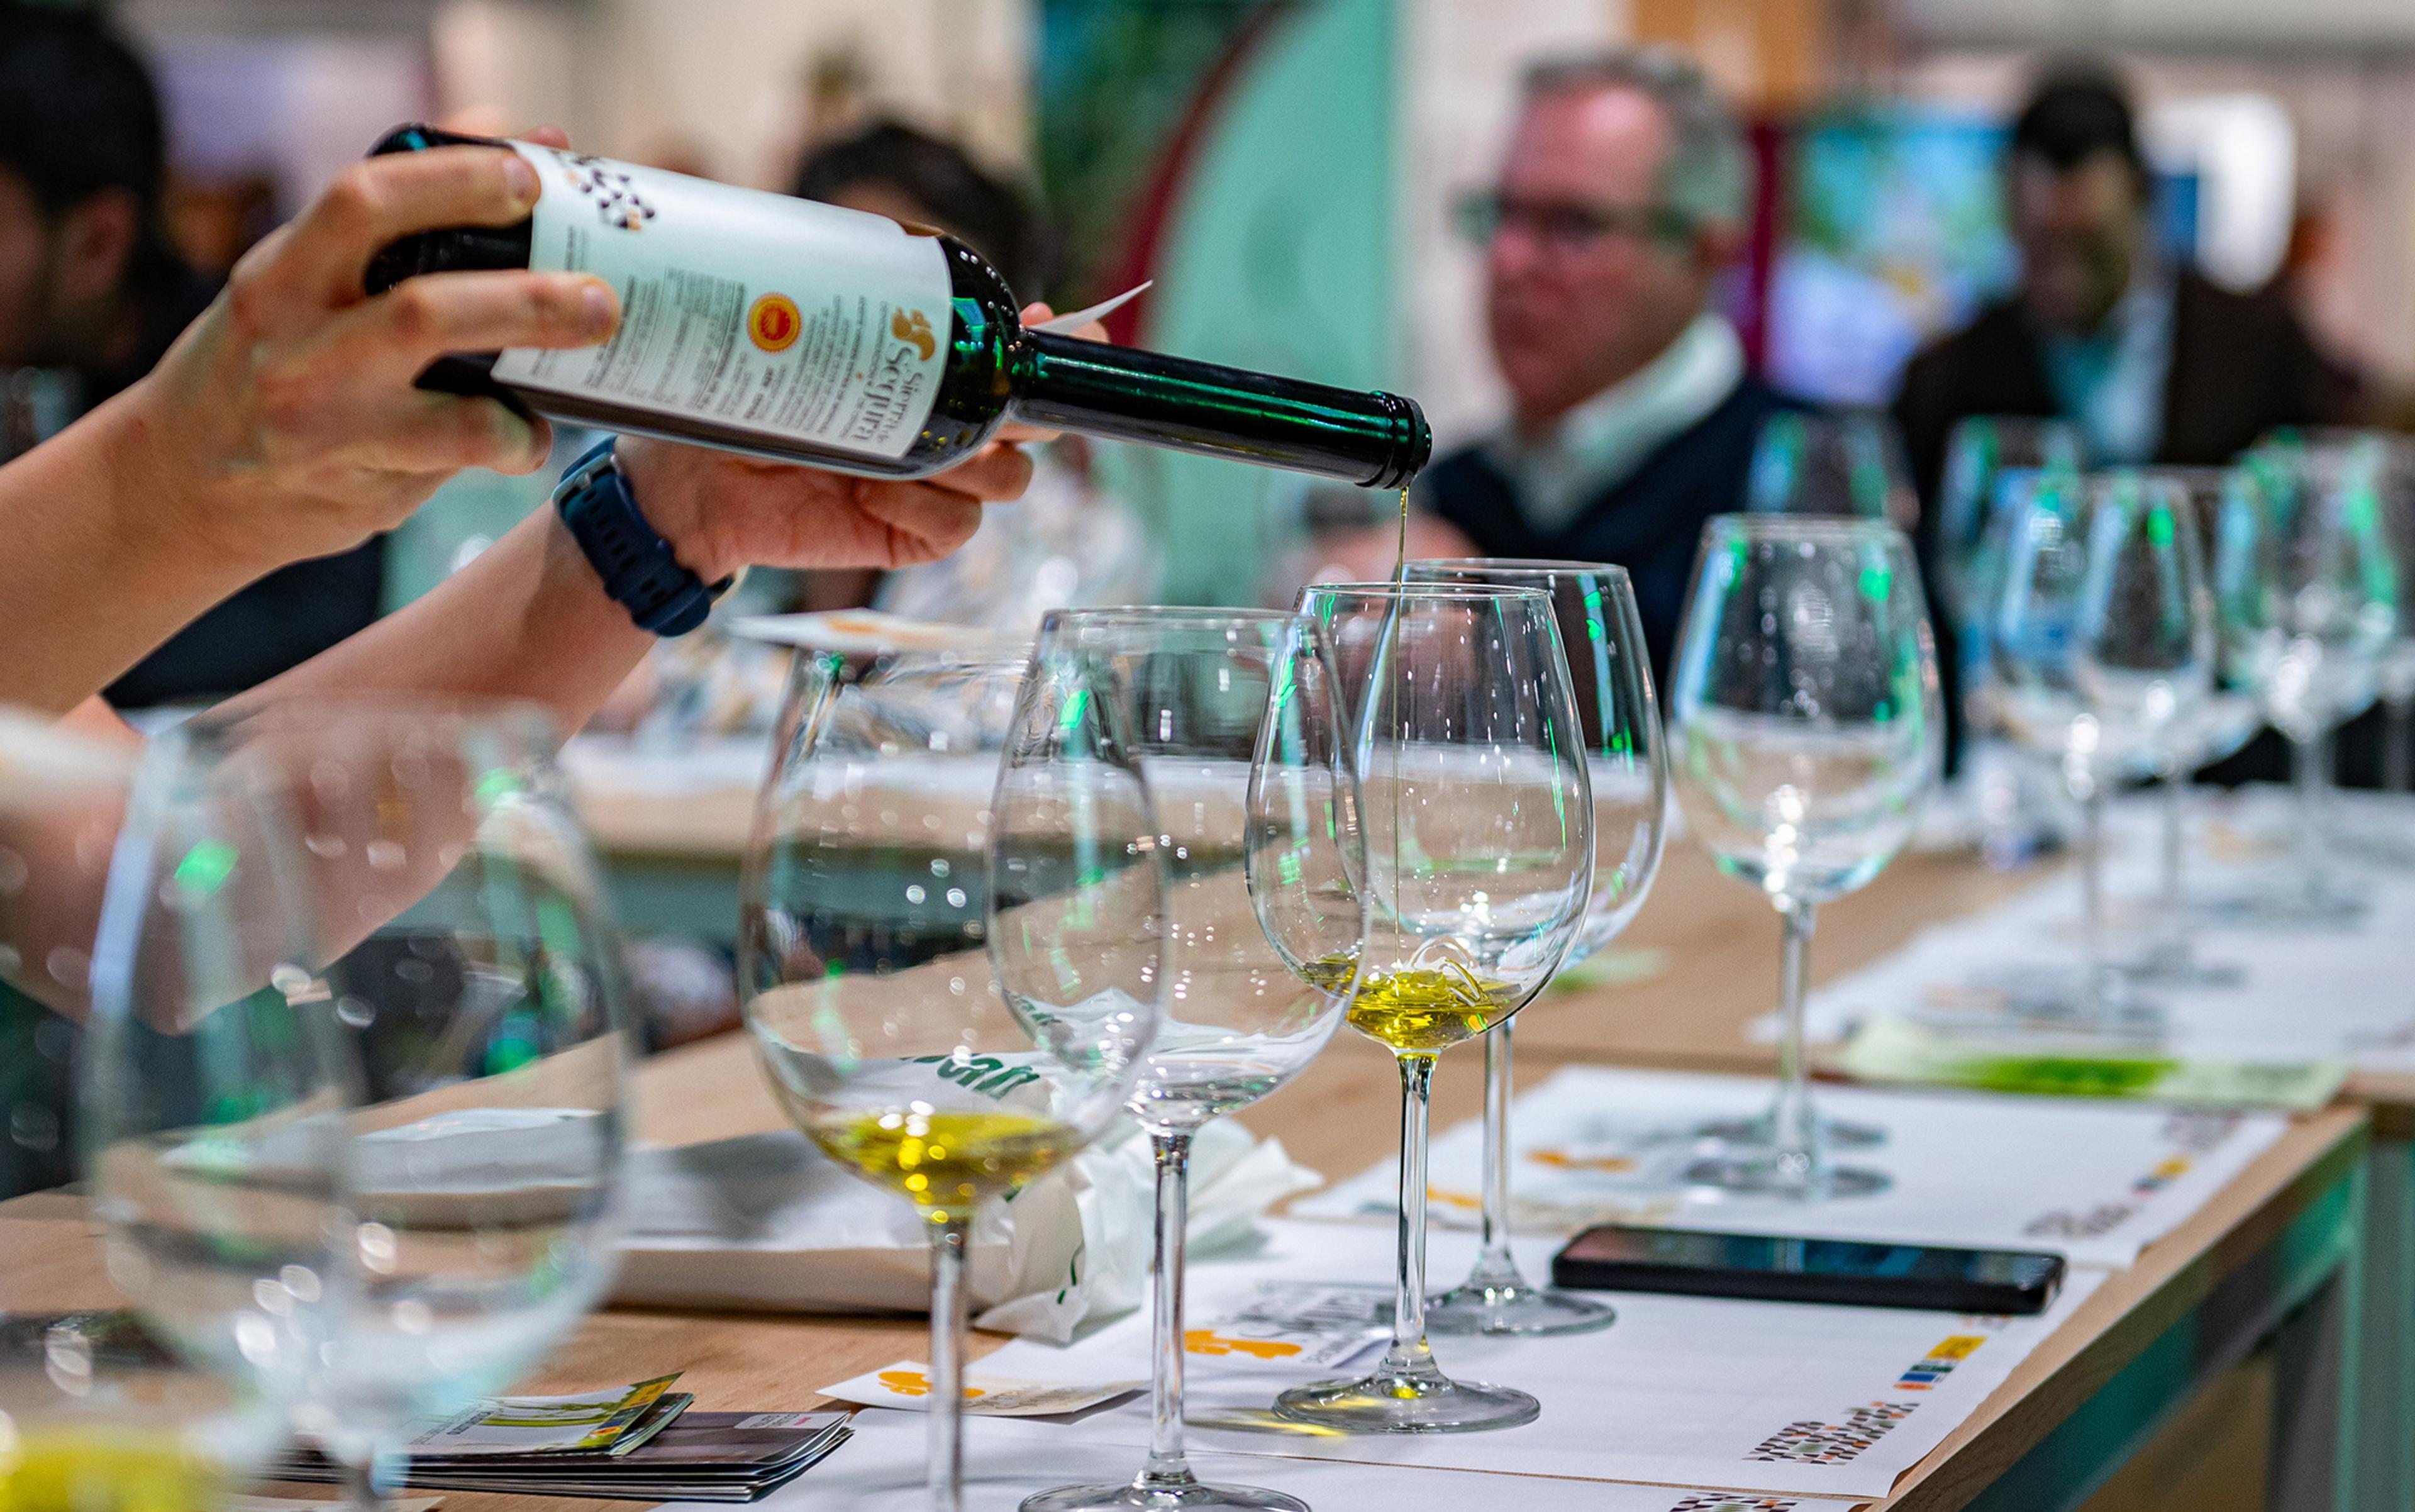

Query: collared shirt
1483,313,1746,535
2038,270,2174,467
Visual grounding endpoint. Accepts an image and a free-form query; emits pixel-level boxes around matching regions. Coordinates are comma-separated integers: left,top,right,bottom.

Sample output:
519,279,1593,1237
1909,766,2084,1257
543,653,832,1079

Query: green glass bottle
364,126,1428,489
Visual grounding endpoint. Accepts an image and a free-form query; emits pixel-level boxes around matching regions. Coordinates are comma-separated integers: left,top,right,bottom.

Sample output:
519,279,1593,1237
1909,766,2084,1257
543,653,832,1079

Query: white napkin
610,1117,1320,1343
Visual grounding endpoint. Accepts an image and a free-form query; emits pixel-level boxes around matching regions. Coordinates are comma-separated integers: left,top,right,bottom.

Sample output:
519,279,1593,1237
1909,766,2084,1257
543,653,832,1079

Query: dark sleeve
1892,340,1958,518
2266,297,2358,428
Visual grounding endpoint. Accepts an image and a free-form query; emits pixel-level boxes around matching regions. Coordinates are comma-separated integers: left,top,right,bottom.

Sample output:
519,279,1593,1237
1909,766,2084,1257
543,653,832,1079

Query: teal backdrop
1038,0,1404,605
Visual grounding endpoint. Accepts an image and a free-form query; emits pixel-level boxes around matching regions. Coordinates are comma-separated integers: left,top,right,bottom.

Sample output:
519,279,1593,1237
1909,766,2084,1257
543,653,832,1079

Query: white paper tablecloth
1802,786,2415,1070
947,1219,2098,1501
765,1410,1871,1511
1290,1066,2284,1269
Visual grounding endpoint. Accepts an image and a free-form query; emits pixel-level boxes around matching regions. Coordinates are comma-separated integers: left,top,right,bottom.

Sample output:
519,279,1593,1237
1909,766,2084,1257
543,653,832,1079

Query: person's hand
616,436,1034,582
116,131,619,575
612,301,1093,580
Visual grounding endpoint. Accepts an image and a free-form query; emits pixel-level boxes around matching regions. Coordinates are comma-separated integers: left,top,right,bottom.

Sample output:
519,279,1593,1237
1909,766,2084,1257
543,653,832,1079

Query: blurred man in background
1418,48,1792,680
1894,68,2345,496
0,4,384,708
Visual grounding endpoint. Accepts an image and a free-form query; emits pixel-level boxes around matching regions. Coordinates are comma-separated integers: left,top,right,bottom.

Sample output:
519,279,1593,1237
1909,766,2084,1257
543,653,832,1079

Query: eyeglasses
1452,188,1693,253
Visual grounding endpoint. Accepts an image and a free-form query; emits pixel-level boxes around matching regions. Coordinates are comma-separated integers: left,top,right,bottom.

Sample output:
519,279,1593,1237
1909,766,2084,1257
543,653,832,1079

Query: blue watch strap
552,440,732,637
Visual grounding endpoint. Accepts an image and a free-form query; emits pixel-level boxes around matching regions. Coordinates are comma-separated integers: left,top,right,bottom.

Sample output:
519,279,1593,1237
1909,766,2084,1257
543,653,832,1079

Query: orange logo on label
1183,1331,1301,1360
877,1369,983,1399
892,308,937,361
748,294,802,353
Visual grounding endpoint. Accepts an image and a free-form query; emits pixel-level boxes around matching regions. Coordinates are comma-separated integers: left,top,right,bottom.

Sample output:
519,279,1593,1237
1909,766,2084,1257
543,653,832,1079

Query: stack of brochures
270,1376,854,1503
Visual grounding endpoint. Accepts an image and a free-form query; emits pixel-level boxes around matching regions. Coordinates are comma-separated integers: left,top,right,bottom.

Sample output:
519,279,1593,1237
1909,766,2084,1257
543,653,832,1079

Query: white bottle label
491,143,952,460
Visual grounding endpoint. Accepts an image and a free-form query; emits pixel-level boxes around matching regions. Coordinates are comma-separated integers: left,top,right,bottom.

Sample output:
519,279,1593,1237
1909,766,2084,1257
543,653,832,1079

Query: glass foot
1423,1278,1616,1337
1924,964,2165,1038
1696,1108,1885,1150
1273,1364,1539,1435
2196,881,2370,932
1685,1151,1889,1201
1023,1474,1308,1512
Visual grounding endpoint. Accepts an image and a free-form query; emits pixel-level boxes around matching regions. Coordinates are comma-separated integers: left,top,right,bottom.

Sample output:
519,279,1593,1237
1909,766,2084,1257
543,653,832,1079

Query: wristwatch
552,439,735,636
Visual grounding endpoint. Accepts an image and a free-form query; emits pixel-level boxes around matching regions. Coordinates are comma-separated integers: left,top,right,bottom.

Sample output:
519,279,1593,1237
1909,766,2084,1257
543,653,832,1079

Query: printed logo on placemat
2025,1108,2241,1240
1894,1333,1987,1392
1665,1498,1799,1512
1746,1401,1918,1463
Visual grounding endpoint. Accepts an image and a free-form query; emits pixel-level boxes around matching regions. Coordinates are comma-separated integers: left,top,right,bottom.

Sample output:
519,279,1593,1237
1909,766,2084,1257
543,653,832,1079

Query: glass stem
926,1212,973,1512
1137,1130,1198,1494
1381,1052,1442,1377
2292,730,2326,906
1464,1020,1524,1292
1769,898,1819,1186
2157,756,2189,974
2390,694,2413,794
337,1454,381,1512
2079,784,2110,1011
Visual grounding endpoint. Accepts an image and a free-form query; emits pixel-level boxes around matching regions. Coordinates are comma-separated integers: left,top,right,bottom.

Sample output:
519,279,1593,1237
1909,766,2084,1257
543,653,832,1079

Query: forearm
223,506,654,742
0,392,271,713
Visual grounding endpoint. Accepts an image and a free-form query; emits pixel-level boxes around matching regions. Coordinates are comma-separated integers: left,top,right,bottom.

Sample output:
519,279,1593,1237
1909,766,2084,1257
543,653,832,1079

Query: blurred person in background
778,120,1154,627
1894,67,2345,499
1894,67,2349,781
1414,48,1793,682
0,4,386,709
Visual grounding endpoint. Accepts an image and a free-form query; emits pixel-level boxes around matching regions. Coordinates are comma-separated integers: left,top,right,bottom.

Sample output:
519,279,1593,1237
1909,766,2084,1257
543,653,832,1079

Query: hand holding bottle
115,131,621,577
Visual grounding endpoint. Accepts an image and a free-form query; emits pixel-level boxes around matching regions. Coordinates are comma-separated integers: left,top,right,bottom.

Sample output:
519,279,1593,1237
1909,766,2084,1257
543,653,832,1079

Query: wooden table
570,773,2385,1512
3,779,2368,1511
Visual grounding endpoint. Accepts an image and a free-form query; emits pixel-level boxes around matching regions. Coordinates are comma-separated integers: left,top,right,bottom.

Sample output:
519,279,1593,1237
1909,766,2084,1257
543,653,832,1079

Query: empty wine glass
1945,421,2089,871
1668,517,1940,1199
1747,411,1918,525
741,648,1161,1512
1273,582,1592,1434
2365,436,2415,794
2127,466,2260,981
1936,416,2086,632
1018,609,1363,1512
1402,561,1664,1338
2212,438,2399,923
82,696,636,1511
1990,472,2212,1024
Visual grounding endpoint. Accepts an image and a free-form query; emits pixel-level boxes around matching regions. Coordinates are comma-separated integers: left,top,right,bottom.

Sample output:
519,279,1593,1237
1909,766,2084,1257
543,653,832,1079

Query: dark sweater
1422,374,1799,687
1891,272,2346,777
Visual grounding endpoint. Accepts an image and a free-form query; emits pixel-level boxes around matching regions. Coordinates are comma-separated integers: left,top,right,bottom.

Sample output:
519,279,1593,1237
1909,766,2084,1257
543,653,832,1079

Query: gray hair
1521,47,1751,236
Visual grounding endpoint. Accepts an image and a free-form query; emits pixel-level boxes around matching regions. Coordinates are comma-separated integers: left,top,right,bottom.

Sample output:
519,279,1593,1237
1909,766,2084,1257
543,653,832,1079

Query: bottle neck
1008,331,1429,491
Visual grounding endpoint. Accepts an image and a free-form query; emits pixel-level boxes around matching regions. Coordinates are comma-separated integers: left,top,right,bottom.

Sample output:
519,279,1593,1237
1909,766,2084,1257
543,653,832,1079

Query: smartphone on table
1551,1224,2065,1315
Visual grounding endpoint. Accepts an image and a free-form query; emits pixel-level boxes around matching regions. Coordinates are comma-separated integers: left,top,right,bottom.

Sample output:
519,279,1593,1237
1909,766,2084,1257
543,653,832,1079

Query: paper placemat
1801,786,2415,1071
1289,1067,2284,1270
785,1411,1870,1511
950,1219,2097,1502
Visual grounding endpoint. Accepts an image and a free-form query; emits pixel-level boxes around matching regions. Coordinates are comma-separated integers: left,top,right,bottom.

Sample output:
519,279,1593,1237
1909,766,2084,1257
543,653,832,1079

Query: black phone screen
1551,1225,2065,1313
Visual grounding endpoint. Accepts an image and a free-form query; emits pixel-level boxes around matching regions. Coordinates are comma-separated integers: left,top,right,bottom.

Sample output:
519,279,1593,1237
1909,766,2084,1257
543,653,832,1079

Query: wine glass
1936,416,2086,628
1989,472,2213,1024
0,1308,286,1512
82,696,636,1510
741,648,1161,1512
1,717,287,1512
2365,435,2415,794
2126,466,2261,981
1747,410,1918,525
1939,417,2085,871
1018,609,1364,1512
2212,438,2398,923
1668,516,1940,1199
1273,582,1592,1435
1401,561,1664,1338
